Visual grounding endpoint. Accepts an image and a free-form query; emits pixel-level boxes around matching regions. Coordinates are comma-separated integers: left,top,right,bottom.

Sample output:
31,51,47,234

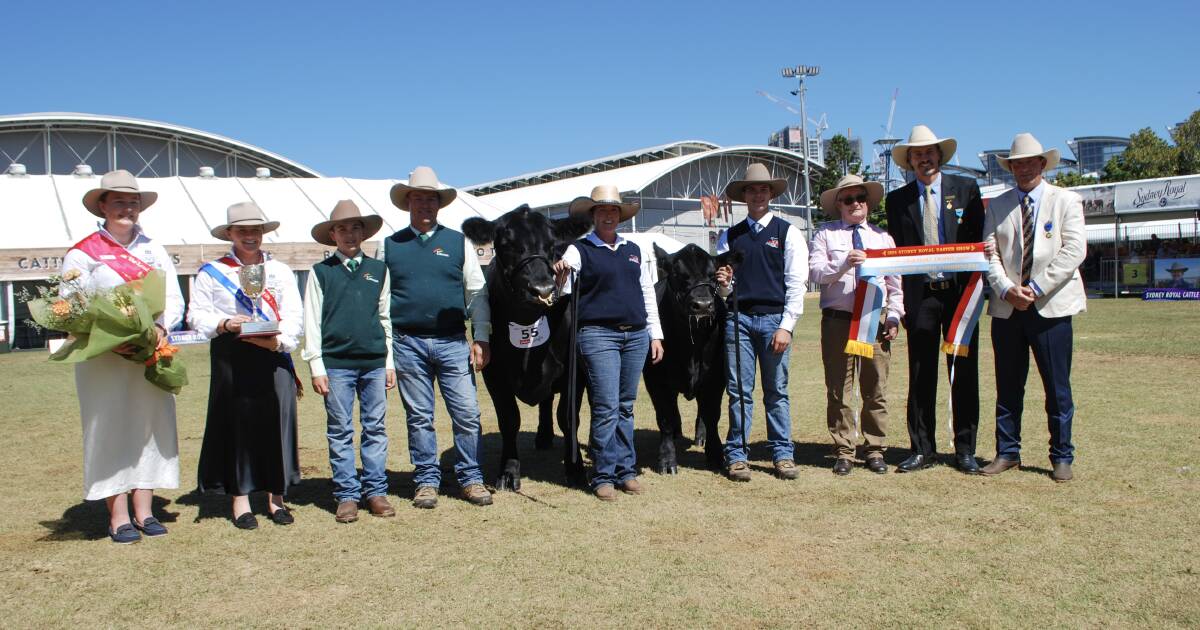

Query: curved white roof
0,173,503,251
478,145,823,212
0,112,321,177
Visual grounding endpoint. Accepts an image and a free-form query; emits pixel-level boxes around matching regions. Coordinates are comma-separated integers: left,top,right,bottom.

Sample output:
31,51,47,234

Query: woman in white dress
188,202,303,530
62,170,183,544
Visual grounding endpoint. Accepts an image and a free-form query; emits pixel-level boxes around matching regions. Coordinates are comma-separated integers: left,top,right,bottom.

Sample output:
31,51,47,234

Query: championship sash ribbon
70,231,154,282
847,243,989,359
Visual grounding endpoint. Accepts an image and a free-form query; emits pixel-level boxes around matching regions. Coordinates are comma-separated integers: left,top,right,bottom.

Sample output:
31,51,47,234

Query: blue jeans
724,312,794,464
577,326,648,488
393,333,484,488
324,367,389,502
991,310,1075,463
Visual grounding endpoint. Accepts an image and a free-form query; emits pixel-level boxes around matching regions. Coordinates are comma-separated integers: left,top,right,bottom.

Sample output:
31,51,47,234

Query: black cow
461,206,593,491
642,244,741,473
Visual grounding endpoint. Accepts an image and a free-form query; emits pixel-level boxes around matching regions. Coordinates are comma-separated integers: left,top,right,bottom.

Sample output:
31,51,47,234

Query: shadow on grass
38,495,179,542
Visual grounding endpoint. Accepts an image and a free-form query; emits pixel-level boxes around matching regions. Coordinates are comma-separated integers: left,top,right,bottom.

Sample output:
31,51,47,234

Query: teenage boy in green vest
386,166,492,509
302,200,396,523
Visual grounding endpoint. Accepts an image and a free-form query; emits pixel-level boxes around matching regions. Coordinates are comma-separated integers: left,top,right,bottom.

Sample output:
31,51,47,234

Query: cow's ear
716,249,745,269
461,218,496,244
553,213,593,242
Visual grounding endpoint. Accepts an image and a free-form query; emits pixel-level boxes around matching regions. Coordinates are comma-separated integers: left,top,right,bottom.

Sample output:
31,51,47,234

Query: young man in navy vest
386,166,493,508
714,163,809,482
302,200,396,523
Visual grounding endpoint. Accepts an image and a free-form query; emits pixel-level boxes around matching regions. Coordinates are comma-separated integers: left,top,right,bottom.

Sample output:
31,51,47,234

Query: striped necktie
751,221,763,235
1021,194,1035,285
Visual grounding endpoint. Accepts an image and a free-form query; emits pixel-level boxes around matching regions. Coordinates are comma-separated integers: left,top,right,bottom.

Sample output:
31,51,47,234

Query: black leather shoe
269,507,294,526
955,453,981,474
832,458,852,476
233,512,258,530
895,453,935,472
866,456,888,474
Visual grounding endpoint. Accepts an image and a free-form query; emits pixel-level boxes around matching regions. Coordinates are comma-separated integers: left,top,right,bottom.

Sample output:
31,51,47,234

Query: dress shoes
593,484,618,502
866,456,888,474
619,477,644,495
895,453,936,473
366,495,396,517
269,506,294,526
774,459,799,480
133,516,168,537
108,523,141,544
979,457,1021,476
233,512,259,530
955,453,981,475
725,461,752,482
460,484,494,506
1051,461,1073,483
413,486,439,509
335,500,359,523
832,458,852,476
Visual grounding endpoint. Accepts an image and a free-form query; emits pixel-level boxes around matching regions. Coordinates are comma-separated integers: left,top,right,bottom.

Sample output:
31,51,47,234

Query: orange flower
145,344,180,366
50,300,72,318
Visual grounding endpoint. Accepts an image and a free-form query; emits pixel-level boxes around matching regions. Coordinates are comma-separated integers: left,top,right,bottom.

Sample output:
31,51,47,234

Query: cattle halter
503,254,558,306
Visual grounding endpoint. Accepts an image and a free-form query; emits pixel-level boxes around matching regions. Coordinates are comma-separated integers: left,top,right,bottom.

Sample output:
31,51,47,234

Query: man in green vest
386,166,492,509
302,200,396,523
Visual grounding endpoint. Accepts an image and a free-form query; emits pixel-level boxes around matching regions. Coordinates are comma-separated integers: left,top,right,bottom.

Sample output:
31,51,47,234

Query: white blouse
61,224,184,331
186,251,303,353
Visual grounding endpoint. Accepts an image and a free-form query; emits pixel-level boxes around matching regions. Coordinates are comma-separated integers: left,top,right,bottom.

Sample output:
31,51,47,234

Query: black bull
462,207,592,490
643,244,742,473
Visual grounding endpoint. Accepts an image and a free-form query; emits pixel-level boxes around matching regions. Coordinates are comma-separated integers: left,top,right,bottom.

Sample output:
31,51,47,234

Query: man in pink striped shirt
809,175,904,475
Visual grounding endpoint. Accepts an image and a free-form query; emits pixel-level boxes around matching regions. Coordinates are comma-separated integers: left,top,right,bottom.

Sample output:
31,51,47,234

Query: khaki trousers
820,314,891,459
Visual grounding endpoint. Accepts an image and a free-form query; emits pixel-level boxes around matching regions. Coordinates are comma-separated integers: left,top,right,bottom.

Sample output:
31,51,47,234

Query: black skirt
197,334,300,496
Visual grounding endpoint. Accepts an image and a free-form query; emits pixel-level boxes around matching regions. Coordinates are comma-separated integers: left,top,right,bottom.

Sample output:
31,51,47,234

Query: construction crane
871,89,901,190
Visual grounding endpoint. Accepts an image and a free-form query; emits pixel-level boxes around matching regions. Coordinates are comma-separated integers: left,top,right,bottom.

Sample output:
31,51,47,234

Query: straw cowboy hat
211,201,280,241
819,174,884,215
724,163,787,202
310,199,384,246
1166,262,1189,274
81,169,158,217
893,125,957,172
568,184,640,221
389,166,457,211
996,133,1061,173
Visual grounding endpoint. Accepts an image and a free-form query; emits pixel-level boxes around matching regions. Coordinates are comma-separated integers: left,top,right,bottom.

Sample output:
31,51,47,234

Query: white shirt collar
586,231,627,250
96,221,148,247
746,211,775,230
410,223,440,237
917,173,942,195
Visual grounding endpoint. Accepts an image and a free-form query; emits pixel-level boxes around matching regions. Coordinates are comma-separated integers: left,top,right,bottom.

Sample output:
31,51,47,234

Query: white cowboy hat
310,199,384,246
389,166,457,211
892,125,957,172
723,163,787,202
819,174,884,215
996,133,1061,173
568,184,639,221
81,169,158,217
211,201,280,241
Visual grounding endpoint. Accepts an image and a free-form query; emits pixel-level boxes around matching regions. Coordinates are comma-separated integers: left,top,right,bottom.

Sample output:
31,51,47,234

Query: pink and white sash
70,231,153,282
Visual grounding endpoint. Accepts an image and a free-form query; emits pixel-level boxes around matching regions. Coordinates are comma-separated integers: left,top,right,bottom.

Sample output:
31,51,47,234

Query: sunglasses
838,193,868,206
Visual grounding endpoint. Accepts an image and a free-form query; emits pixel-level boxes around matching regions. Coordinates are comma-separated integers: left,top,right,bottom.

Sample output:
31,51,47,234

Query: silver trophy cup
237,264,280,337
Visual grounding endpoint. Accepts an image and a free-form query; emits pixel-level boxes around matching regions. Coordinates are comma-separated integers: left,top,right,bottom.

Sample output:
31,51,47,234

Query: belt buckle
617,325,633,331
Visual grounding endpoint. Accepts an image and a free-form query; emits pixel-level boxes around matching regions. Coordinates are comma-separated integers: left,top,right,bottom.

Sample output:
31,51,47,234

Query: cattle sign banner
847,243,989,359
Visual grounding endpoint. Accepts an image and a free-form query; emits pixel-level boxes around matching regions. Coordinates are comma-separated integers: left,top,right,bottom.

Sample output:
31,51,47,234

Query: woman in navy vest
554,185,664,501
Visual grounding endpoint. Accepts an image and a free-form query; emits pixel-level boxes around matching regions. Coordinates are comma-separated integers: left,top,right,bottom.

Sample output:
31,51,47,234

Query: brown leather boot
460,484,493,506
594,484,618,502
335,500,359,523
979,457,1021,476
412,486,438,509
619,477,644,495
366,495,395,517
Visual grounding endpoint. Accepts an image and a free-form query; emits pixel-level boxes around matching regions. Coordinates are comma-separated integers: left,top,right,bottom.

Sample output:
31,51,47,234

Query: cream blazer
983,183,1087,319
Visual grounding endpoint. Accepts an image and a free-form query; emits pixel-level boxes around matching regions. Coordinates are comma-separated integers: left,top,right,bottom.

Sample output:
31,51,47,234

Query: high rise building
1067,136,1129,176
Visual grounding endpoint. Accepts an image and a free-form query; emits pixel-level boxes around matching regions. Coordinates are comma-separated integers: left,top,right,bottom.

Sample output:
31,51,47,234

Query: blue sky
6,0,1198,187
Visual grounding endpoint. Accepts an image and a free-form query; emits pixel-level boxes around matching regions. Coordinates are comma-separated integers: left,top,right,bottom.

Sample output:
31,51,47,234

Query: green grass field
0,296,1196,627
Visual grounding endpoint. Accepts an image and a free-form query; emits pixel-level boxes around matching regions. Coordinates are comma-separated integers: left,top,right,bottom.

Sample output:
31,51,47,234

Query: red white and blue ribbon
846,243,989,358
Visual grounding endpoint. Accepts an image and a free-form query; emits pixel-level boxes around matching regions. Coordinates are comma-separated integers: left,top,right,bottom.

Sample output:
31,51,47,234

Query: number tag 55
508,316,550,349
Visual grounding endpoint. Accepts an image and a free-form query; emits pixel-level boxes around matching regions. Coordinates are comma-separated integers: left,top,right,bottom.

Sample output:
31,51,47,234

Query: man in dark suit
885,125,985,474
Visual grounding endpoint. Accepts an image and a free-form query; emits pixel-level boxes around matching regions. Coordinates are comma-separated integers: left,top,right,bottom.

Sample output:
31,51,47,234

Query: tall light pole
782,65,820,240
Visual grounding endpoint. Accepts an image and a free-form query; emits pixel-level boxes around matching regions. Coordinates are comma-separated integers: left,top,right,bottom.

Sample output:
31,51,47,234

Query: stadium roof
475,144,824,213
466,140,721,195
0,173,502,251
0,112,321,178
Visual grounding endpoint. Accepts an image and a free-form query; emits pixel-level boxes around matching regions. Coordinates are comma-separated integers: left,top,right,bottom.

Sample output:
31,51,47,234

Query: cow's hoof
658,462,679,475
495,459,522,492
693,435,706,449
693,419,707,448
564,462,588,488
534,430,554,450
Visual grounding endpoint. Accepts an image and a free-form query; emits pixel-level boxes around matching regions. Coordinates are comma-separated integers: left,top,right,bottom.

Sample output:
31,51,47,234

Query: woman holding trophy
188,202,303,530
63,170,184,544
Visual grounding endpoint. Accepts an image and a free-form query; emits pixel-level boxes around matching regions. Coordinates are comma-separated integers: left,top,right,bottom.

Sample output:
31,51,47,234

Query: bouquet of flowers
21,269,188,394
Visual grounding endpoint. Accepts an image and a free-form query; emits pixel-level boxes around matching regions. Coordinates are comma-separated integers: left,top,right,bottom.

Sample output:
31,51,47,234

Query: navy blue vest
727,217,789,314
576,238,647,328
